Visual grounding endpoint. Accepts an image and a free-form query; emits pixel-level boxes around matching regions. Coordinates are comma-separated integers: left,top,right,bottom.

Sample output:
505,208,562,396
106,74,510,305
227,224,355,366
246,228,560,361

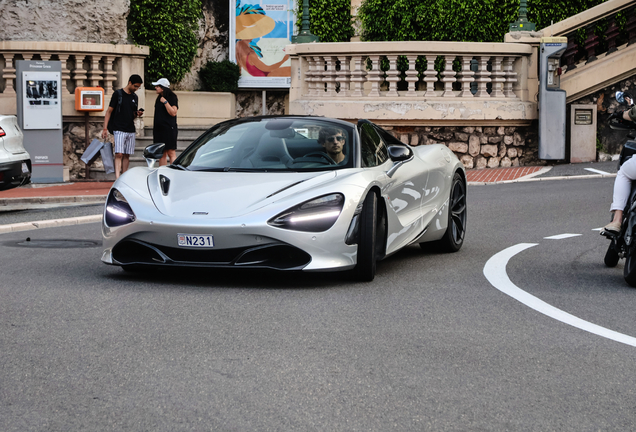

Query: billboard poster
230,0,296,89
22,71,61,130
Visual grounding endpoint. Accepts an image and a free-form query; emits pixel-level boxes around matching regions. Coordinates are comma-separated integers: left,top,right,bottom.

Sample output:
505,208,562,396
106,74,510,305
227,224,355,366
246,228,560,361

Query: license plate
177,234,214,248
21,162,29,174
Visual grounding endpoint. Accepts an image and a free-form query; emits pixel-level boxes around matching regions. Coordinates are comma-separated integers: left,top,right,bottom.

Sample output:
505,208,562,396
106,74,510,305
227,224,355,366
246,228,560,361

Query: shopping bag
100,141,115,174
81,138,105,164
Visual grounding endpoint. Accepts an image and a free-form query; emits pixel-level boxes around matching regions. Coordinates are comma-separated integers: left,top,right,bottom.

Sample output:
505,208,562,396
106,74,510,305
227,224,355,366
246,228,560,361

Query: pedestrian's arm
160,97,178,117
102,106,114,139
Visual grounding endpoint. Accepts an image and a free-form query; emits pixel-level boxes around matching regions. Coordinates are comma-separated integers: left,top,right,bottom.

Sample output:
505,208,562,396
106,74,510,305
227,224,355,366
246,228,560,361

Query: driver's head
318,127,346,160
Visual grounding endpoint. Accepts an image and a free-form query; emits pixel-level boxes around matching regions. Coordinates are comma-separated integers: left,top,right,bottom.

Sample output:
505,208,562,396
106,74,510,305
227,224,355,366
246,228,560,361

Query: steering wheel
302,151,337,165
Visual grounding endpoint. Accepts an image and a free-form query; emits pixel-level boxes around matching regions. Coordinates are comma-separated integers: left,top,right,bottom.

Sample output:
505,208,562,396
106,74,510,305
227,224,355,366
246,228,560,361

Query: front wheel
353,192,378,282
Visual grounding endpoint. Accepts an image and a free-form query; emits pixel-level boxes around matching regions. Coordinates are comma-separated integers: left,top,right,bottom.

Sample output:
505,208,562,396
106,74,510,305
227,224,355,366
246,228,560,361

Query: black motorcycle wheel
624,247,636,287
604,240,620,268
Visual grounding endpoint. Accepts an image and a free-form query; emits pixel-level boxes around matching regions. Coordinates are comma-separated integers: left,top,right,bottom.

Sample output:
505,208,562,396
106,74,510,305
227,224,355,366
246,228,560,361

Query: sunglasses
327,136,345,143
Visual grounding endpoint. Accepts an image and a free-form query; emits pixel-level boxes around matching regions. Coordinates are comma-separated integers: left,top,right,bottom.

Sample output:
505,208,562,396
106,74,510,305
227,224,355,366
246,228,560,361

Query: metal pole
292,0,319,43
509,0,536,32
84,111,90,179
262,90,267,115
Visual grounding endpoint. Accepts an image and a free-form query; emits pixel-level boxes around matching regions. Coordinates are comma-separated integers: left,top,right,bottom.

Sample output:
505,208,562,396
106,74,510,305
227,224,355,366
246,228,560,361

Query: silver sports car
101,116,467,281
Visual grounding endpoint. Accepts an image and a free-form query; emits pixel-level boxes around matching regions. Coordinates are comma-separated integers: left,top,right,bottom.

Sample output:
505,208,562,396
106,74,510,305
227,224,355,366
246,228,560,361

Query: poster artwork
231,0,295,88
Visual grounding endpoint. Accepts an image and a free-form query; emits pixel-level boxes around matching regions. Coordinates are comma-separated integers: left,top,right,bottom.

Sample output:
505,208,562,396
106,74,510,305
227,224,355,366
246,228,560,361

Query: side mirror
143,143,165,168
388,145,413,162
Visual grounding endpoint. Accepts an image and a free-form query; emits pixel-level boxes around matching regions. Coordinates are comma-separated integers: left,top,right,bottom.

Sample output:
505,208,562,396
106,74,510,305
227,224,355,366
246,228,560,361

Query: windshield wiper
168,164,188,171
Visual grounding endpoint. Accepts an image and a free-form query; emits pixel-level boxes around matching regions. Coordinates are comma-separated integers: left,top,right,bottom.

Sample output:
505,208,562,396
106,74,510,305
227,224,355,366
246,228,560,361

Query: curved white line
484,243,636,348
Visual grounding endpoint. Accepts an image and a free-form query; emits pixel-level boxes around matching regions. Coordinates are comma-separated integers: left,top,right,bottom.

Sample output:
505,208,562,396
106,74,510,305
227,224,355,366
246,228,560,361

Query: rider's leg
605,157,636,232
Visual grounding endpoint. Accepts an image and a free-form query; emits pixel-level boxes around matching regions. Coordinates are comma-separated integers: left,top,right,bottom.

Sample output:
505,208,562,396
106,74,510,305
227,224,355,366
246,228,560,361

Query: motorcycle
602,91,636,286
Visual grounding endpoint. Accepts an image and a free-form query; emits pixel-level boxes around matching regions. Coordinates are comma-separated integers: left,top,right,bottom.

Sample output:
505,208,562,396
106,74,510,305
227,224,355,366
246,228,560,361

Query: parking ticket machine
538,37,568,160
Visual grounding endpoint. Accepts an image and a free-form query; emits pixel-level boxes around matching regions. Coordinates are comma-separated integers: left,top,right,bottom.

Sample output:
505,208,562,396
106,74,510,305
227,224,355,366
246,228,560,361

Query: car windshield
174,118,355,172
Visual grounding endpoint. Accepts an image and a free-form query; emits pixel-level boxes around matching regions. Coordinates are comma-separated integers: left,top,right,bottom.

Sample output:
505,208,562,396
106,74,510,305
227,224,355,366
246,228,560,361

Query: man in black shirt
102,74,144,178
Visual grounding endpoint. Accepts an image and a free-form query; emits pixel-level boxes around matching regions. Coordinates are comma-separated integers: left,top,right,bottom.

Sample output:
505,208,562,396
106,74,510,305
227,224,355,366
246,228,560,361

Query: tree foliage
128,0,203,86
358,0,607,42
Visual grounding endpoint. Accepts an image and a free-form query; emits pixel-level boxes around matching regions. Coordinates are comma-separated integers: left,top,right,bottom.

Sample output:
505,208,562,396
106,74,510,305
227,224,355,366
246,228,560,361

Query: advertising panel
22,70,61,130
230,0,296,89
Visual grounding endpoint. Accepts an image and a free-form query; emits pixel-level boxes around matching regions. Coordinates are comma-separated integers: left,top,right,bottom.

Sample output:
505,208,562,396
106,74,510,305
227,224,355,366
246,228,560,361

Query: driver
318,127,346,164
603,94,636,234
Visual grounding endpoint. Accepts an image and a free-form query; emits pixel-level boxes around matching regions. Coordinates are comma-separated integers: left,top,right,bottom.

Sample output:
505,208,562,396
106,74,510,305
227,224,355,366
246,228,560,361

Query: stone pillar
474,56,491,97
423,55,437,97
367,55,382,98
385,55,400,97
1,53,16,95
490,56,505,97
503,57,517,98
350,56,366,97
405,55,418,96
459,56,475,97
441,56,456,97
336,55,351,97
102,55,117,95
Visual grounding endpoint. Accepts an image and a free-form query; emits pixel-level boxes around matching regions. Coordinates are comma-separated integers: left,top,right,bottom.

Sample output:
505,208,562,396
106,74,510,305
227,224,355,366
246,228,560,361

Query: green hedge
199,60,241,93
358,0,608,43
128,0,203,87
299,0,354,42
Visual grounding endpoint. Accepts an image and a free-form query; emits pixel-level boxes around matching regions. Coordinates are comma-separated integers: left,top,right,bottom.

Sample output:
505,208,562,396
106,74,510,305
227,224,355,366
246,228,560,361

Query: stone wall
385,125,540,169
571,74,636,156
0,0,130,44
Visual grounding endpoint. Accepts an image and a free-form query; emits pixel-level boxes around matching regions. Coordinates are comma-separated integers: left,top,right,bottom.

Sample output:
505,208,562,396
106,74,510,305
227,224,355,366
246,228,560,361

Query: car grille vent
112,239,311,270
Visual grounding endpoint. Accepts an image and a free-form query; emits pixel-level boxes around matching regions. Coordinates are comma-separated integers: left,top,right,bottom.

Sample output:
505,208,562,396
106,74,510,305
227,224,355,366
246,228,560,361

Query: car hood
147,168,337,218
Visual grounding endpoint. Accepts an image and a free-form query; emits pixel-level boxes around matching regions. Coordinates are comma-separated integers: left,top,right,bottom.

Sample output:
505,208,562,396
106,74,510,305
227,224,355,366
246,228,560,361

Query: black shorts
153,125,178,151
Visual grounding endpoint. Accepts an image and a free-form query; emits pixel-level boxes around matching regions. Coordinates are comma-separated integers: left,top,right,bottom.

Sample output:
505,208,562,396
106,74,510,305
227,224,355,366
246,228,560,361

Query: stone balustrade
287,41,537,125
0,41,149,117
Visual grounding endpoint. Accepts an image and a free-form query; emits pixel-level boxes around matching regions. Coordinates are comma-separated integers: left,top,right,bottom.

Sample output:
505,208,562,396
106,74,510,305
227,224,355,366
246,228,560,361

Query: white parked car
0,115,31,190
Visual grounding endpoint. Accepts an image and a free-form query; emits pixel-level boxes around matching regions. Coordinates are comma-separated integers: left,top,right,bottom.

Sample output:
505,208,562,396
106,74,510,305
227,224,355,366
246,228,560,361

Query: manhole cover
9,238,101,248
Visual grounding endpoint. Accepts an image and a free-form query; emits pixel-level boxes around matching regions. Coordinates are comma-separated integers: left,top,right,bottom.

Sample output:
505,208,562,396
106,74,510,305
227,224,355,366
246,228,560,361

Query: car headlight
105,188,136,227
268,193,344,232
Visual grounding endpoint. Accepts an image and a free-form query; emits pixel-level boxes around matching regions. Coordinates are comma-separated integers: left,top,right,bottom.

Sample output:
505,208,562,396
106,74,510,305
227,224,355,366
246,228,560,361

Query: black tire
353,192,378,282
604,241,620,268
428,172,467,253
624,248,636,287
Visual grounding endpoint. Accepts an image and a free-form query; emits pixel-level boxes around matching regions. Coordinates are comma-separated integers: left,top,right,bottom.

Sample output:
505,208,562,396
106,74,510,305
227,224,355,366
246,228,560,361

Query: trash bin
570,104,597,163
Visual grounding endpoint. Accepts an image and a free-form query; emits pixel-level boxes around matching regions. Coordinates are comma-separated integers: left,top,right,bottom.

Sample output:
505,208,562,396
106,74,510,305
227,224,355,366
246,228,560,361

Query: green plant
298,0,355,42
357,0,607,43
199,60,241,93
128,0,203,87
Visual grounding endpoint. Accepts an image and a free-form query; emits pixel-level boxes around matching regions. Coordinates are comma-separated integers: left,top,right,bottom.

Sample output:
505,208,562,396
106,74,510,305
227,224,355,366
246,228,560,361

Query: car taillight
0,127,6,137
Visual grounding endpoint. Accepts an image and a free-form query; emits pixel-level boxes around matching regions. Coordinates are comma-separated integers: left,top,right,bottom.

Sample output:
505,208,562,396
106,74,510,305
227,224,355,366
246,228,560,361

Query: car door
358,121,427,253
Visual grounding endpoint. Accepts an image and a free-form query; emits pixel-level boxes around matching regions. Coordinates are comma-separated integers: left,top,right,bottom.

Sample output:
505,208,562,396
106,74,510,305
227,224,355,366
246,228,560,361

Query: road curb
0,214,102,235
468,173,617,186
0,195,107,207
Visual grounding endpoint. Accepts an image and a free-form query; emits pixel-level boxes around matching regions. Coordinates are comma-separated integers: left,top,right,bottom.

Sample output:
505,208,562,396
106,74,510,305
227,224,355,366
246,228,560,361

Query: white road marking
584,168,612,175
484,243,636,348
544,233,582,240
592,228,603,231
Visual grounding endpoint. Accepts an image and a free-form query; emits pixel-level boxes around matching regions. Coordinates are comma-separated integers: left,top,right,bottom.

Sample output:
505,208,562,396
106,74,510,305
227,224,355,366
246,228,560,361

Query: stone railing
538,0,635,71
287,41,537,125
0,41,149,117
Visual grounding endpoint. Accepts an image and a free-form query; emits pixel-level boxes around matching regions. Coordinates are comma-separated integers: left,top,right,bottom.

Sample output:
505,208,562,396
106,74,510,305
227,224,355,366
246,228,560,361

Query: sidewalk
0,181,112,211
0,161,620,212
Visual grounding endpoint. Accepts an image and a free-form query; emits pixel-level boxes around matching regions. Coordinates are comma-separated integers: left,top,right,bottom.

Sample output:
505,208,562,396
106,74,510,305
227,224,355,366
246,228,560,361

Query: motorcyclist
603,93,636,234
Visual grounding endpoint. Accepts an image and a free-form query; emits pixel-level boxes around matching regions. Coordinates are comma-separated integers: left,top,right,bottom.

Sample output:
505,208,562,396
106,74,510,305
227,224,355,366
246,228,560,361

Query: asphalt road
1,177,635,431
